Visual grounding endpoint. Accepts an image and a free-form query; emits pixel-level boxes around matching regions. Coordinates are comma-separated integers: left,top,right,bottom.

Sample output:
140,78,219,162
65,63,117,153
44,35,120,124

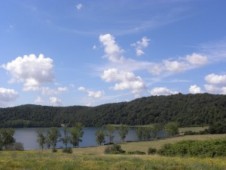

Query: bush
52,148,58,153
127,151,146,155
104,144,125,154
62,147,72,154
148,147,157,155
158,139,226,157
4,142,24,151
183,131,197,135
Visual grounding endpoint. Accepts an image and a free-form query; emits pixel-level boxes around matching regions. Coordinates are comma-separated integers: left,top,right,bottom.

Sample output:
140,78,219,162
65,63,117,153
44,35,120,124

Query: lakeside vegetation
1,93,226,128
1,134,226,170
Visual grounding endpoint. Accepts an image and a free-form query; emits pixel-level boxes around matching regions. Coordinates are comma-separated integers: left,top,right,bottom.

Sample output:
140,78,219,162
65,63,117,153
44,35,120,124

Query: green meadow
1,134,226,170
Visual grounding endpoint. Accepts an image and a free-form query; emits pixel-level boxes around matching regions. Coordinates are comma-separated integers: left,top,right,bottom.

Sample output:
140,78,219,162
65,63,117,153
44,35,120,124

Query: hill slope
0,93,226,127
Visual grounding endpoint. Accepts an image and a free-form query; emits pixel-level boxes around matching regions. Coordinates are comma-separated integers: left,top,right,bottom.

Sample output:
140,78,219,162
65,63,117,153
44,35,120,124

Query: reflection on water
14,127,139,150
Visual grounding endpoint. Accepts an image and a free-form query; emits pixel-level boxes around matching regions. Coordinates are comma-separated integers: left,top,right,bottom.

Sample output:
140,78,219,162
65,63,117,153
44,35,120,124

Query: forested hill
0,93,226,128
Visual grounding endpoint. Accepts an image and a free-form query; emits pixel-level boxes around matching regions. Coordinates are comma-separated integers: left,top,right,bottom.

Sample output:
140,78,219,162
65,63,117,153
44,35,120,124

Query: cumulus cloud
78,86,104,98
101,68,146,94
2,54,54,91
99,34,208,76
189,85,201,94
0,87,18,107
99,34,124,63
41,86,68,96
76,3,83,10
186,53,208,65
150,87,178,96
205,73,226,85
204,73,226,94
34,96,44,105
204,84,220,94
49,97,62,106
131,37,150,56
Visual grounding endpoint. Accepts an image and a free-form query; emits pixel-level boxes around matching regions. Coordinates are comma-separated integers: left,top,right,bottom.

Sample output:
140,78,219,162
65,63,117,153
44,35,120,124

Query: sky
1,0,226,107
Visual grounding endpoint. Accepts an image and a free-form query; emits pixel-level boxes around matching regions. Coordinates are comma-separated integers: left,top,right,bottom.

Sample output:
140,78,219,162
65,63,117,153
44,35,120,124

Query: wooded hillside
0,93,226,127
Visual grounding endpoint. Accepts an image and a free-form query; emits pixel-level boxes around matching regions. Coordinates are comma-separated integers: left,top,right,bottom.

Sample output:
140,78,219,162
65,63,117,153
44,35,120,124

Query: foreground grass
1,150,226,170
1,134,226,170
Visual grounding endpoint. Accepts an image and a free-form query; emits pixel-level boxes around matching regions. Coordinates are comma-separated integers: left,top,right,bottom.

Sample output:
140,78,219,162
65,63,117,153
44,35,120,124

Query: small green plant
147,147,157,155
127,151,146,155
62,147,72,154
104,144,125,154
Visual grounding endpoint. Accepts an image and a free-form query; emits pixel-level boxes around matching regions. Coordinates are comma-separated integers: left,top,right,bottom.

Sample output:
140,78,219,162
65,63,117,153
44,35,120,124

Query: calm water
13,127,139,150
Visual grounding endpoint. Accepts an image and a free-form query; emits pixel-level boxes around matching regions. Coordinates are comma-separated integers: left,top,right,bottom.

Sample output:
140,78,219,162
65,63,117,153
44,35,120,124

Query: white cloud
163,60,187,73
205,73,226,85
189,85,201,94
0,87,18,104
49,97,62,106
150,87,178,96
76,3,83,10
99,34,124,63
34,96,44,105
41,86,68,96
78,86,104,98
101,68,146,94
204,84,220,94
204,73,226,94
186,53,208,65
2,54,54,91
99,34,208,77
131,37,150,56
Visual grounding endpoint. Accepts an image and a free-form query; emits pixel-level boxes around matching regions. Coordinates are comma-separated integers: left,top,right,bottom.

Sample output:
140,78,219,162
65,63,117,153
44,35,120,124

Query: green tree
105,124,115,144
95,129,105,145
36,129,46,150
0,128,15,150
46,127,61,152
152,123,163,139
61,124,71,150
164,122,179,137
118,124,129,142
70,123,84,147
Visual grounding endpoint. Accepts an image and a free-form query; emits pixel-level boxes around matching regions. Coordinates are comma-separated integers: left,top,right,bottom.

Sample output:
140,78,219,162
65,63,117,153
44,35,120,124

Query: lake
13,127,139,150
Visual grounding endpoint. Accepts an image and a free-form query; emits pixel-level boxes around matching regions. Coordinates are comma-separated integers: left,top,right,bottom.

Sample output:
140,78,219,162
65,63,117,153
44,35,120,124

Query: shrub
62,147,72,154
104,144,125,154
158,139,226,157
52,148,58,153
127,151,146,155
148,147,157,155
4,142,24,151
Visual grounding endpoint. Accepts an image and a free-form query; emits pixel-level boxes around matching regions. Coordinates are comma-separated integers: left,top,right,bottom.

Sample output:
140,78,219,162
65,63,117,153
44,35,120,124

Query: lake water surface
14,127,139,150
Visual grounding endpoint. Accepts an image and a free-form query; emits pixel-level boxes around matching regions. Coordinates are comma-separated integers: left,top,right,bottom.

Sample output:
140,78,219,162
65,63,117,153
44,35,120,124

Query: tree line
36,123,180,152
0,94,226,128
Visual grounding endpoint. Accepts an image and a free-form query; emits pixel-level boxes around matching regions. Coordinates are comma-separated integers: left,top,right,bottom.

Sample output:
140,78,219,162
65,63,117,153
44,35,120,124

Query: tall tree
152,123,163,139
61,124,71,150
105,124,115,144
46,127,61,152
36,129,46,150
95,129,105,145
118,124,129,142
70,123,84,147
164,122,179,137
0,128,15,150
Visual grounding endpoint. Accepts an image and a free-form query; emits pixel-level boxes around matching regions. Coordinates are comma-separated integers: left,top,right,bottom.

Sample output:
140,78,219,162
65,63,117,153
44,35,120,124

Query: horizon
1,1,226,107
1,92,224,109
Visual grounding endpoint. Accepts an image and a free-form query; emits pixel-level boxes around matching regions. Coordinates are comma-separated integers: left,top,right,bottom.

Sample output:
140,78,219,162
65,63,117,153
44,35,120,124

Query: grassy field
179,126,209,134
1,134,226,170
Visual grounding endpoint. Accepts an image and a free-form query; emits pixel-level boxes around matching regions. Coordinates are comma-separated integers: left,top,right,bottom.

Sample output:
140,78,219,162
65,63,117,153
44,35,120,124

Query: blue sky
1,0,226,107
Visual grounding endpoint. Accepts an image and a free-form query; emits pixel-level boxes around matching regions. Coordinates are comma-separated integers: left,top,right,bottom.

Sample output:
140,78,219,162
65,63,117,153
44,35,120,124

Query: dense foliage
1,94,226,127
158,139,226,157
